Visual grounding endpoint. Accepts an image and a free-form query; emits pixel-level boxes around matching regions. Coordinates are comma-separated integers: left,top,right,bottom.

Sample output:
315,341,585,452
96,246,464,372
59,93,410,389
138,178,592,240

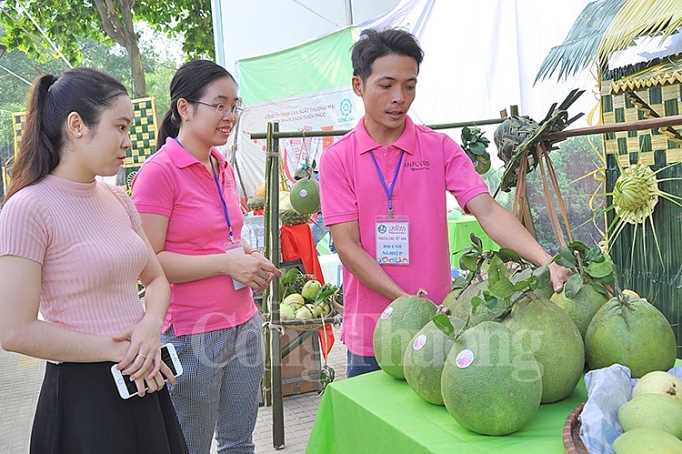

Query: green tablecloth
306,370,586,453
448,214,499,268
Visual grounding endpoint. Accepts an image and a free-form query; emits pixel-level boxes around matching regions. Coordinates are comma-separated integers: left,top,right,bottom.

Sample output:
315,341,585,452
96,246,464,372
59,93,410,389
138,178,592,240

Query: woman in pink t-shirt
0,67,187,453
131,60,282,454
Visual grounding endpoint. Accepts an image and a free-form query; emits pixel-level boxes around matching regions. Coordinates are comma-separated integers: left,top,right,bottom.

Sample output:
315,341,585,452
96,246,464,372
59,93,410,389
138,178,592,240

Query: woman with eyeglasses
131,59,282,454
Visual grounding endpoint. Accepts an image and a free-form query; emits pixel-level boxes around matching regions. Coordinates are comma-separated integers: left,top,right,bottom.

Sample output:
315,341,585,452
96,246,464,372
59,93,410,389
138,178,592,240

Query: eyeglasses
189,99,244,119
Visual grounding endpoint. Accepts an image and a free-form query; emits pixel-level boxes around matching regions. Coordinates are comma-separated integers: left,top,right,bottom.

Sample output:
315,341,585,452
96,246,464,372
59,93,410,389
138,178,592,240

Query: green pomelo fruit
509,267,554,300
443,281,499,327
551,283,609,340
441,321,542,435
633,371,682,404
618,393,682,438
612,427,682,454
441,287,463,310
403,316,466,406
289,178,320,215
442,281,485,319
373,295,438,380
585,294,676,378
502,295,585,403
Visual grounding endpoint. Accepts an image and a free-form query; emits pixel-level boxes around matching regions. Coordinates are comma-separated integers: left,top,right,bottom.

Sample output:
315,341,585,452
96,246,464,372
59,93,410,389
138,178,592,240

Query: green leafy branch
457,233,526,286
460,126,491,175
552,241,615,299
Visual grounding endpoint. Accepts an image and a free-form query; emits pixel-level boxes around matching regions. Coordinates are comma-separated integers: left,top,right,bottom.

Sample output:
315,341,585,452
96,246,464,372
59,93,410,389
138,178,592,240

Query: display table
448,214,499,268
306,370,586,453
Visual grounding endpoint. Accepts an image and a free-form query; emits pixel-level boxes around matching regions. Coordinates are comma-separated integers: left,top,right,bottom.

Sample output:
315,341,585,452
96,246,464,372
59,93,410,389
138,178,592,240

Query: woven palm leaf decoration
492,89,586,246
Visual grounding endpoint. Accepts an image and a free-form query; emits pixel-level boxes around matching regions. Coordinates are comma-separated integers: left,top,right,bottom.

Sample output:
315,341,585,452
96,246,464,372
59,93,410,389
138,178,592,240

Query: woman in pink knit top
0,68,188,453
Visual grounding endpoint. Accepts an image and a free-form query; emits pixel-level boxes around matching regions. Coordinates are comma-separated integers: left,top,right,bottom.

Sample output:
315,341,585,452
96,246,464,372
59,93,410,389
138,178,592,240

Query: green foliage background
0,24,178,178
525,135,606,253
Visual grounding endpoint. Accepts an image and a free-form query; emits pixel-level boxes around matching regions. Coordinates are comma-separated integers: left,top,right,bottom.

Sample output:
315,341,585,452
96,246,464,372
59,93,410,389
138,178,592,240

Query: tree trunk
93,0,147,98
127,40,147,98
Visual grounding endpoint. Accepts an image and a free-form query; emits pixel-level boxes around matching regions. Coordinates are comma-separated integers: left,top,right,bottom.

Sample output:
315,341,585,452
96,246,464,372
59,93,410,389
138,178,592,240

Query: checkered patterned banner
11,97,159,190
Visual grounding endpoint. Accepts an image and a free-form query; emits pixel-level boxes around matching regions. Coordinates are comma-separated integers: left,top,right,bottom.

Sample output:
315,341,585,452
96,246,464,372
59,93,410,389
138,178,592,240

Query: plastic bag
579,364,682,453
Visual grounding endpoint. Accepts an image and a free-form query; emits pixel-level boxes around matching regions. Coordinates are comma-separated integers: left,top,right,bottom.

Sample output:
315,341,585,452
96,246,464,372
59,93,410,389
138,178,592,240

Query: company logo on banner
238,87,361,191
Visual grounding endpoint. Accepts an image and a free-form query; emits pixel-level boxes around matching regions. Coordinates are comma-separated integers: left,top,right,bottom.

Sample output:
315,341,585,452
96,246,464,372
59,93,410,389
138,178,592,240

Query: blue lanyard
209,155,234,243
175,138,233,242
369,150,405,218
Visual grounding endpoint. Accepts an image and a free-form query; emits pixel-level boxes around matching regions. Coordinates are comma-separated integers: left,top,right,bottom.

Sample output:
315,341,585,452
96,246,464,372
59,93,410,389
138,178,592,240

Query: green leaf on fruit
554,247,576,269
586,260,613,279
564,274,584,299
487,256,516,299
459,253,479,272
585,247,605,263
533,263,552,290
469,233,483,251
432,313,455,338
495,248,522,262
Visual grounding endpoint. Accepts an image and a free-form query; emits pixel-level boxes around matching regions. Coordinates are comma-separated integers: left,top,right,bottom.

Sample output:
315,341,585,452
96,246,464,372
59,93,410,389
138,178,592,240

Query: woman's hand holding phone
112,316,163,382
111,343,183,399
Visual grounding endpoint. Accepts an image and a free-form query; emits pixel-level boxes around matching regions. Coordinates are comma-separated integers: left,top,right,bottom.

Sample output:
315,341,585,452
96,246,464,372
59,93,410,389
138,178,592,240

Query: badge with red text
374,215,410,265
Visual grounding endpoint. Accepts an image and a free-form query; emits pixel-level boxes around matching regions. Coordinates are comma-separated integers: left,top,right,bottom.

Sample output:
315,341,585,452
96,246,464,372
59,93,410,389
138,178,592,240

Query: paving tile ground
0,326,347,454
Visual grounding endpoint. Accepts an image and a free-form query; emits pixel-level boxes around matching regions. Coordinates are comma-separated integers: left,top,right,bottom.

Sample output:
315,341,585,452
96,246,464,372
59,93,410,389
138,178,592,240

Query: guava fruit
441,321,542,435
373,294,438,380
618,393,682,439
301,279,322,301
612,428,682,453
283,293,304,310
295,305,313,319
633,371,682,404
279,303,296,319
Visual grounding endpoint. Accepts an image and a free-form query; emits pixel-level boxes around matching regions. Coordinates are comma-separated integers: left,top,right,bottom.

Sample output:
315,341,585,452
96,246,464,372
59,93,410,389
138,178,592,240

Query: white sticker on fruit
455,349,474,368
380,307,393,320
412,334,427,351
299,189,308,197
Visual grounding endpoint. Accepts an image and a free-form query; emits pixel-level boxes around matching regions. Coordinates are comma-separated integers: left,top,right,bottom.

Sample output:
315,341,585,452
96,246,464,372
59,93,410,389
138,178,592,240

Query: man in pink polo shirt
319,28,571,377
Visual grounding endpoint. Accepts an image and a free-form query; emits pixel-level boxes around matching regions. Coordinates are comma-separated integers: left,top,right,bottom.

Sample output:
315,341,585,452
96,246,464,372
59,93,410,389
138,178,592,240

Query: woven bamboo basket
281,313,342,332
562,402,588,454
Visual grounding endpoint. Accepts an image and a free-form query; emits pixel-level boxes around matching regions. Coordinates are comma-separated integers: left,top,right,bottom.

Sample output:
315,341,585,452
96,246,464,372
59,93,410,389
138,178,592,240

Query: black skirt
30,361,189,454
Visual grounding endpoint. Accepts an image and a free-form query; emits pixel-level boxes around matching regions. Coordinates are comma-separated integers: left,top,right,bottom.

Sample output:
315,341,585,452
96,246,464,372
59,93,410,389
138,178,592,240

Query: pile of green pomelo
373,241,678,443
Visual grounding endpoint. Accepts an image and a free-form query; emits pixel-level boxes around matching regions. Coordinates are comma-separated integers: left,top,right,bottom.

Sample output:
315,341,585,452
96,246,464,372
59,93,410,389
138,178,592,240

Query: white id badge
225,240,248,290
375,215,410,265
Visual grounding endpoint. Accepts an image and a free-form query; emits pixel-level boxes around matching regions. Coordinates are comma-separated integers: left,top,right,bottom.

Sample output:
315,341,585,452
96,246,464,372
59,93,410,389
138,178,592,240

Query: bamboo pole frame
254,108,682,449
255,115,509,449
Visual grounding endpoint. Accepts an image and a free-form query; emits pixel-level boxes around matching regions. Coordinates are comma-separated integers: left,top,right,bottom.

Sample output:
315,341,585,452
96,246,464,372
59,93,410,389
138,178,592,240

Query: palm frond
597,0,682,63
535,0,628,83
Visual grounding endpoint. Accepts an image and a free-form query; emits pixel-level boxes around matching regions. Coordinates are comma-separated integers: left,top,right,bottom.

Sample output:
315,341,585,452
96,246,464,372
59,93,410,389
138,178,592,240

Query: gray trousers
162,313,264,454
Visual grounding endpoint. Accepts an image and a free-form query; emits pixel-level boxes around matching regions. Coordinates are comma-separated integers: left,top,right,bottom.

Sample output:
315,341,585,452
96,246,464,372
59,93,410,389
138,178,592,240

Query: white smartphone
111,342,183,399
225,244,248,290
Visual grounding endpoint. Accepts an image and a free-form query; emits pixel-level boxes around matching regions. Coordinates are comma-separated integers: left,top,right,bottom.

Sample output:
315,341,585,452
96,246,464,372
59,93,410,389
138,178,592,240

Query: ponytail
4,68,127,202
156,60,236,150
156,108,180,149
5,74,62,201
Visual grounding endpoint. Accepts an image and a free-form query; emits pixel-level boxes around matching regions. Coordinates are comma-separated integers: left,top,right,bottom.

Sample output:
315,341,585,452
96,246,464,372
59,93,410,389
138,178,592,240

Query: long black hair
157,60,237,148
6,67,128,201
